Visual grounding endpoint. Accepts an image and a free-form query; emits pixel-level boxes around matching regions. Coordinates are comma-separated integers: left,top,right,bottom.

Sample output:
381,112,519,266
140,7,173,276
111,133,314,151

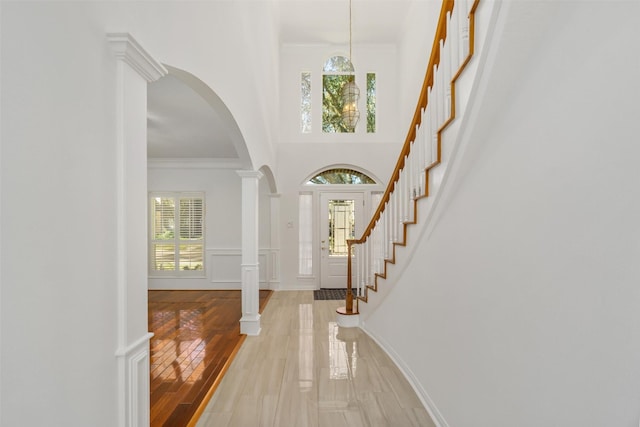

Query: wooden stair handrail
343,0,480,314
353,0,454,246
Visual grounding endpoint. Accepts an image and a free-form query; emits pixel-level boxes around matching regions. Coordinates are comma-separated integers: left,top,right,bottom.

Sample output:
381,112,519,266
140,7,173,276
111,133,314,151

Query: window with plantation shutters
150,193,205,276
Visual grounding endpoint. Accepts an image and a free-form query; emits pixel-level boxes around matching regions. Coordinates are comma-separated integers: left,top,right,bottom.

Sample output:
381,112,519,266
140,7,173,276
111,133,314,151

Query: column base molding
240,314,262,336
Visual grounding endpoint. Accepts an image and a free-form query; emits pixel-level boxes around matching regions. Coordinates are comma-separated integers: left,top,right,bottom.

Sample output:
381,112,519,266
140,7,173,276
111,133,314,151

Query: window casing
149,192,205,277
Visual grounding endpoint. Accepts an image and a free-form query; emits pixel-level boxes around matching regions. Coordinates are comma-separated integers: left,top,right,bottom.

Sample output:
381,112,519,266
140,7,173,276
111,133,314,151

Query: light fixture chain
349,0,353,62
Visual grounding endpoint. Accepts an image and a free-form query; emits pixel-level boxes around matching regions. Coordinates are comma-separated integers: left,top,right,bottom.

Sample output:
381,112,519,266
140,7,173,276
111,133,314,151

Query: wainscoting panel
116,332,153,427
207,248,272,288
208,251,242,282
149,248,277,290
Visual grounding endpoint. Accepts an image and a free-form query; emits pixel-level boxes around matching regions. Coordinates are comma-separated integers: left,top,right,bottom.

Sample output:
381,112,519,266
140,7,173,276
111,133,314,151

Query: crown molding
107,32,167,82
237,170,264,179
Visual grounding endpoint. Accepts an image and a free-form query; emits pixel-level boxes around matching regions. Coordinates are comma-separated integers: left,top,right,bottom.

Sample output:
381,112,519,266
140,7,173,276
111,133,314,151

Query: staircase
337,0,492,320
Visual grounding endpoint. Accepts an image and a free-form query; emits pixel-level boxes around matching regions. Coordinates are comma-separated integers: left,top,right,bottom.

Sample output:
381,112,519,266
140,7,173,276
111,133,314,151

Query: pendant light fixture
341,0,360,131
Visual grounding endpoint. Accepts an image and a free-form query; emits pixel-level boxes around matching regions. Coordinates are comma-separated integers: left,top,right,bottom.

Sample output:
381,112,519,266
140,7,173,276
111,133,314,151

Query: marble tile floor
196,290,435,427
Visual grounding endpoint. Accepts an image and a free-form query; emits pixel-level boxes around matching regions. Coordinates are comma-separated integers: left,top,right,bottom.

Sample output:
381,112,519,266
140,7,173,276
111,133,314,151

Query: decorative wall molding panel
148,248,277,290
115,333,154,427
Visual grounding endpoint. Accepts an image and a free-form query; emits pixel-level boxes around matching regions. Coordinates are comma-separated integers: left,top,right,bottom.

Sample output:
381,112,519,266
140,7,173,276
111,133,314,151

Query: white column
107,33,167,427
237,170,264,335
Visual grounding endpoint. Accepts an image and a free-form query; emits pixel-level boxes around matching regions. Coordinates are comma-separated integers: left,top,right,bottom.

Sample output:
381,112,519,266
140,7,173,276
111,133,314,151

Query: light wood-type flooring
196,290,435,427
148,289,272,426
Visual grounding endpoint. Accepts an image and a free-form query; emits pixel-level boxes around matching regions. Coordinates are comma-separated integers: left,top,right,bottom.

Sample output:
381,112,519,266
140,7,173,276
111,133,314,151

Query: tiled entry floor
196,291,435,427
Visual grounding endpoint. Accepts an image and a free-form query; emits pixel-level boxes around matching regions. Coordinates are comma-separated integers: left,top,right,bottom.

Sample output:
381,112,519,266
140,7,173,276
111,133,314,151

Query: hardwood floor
196,291,435,427
148,289,273,427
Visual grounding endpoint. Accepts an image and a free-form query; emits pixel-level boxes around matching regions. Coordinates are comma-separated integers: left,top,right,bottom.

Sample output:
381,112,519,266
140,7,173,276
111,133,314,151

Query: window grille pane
301,72,311,133
367,73,376,133
153,197,175,239
298,194,313,275
308,168,375,185
179,244,203,271
153,244,175,271
323,74,354,133
328,200,355,256
323,56,354,73
179,198,203,240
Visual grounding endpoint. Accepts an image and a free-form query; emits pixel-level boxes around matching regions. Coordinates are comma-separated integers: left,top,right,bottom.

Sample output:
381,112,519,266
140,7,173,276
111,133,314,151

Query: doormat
313,289,356,301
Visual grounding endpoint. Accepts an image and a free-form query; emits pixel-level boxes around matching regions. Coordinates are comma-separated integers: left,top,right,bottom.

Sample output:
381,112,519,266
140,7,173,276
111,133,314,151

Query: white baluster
360,240,365,296
424,97,433,168
407,150,413,204
363,238,369,295
460,1,470,62
438,39,446,126
411,126,422,200
399,167,405,223
382,208,387,262
403,158,409,222
379,220,383,273
443,17,452,121
364,237,370,288
430,79,439,163
392,189,399,243
390,190,397,244
416,137,424,202
354,243,361,298
371,224,377,276
395,187,402,241
407,152,414,220
417,134,422,195
450,2,460,72
374,222,381,277
433,64,440,128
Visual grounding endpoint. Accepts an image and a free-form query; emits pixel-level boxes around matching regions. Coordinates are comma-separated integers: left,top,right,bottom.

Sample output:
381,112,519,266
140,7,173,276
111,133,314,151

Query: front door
320,192,364,289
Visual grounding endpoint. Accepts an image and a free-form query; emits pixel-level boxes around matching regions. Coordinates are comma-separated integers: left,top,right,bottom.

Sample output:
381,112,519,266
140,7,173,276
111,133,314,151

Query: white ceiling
147,0,413,161
277,0,414,45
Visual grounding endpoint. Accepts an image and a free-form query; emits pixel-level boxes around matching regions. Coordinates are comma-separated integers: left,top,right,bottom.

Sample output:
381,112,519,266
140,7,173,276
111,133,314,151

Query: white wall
148,166,273,290
397,0,441,127
1,3,120,425
363,2,640,426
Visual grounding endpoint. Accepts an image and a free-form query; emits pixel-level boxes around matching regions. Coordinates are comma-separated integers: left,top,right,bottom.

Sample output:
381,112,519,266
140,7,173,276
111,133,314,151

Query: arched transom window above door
306,168,376,185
